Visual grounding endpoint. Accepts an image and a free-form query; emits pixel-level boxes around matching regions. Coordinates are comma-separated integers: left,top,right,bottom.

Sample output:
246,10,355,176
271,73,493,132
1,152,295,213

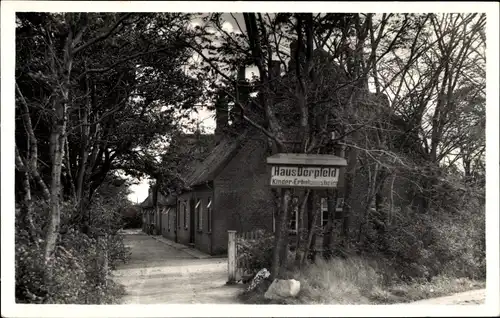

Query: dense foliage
198,12,486,284
14,11,486,303
15,182,131,304
15,12,203,303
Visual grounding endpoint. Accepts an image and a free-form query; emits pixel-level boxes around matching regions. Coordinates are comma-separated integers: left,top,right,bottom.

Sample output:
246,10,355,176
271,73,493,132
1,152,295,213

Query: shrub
15,200,130,304
236,230,275,275
349,166,486,283
355,189,485,281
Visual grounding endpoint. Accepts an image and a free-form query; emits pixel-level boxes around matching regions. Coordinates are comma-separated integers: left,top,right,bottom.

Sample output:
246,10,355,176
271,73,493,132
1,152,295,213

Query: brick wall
173,186,215,254
176,192,193,245
161,205,176,240
213,131,275,254
165,205,177,241
192,186,214,254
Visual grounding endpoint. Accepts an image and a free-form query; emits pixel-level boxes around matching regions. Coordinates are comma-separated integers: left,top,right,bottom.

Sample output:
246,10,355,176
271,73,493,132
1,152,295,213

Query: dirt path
112,230,243,304
409,289,485,305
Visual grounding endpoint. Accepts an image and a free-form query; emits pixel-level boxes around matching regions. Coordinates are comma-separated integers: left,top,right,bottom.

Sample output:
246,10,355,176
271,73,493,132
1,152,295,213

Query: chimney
288,39,305,73
214,91,228,144
269,60,281,91
232,66,250,130
237,66,246,83
152,183,158,207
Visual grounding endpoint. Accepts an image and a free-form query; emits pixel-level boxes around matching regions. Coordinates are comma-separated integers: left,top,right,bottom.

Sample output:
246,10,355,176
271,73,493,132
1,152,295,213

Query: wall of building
164,205,177,241
213,132,275,255
160,205,175,239
176,192,193,245
174,187,215,254
192,186,214,255
142,207,155,233
141,211,147,232
155,206,162,235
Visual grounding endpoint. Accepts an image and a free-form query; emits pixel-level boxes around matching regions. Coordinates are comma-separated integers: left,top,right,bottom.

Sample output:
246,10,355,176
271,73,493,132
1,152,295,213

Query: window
166,208,171,231
321,198,329,227
336,198,344,211
207,197,212,232
196,199,203,231
177,202,183,229
183,200,188,229
321,197,345,226
288,197,299,232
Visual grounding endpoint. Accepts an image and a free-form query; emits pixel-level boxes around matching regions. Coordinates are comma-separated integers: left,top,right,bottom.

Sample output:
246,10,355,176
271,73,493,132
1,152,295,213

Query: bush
355,174,486,281
15,200,130,304
236,230,275,275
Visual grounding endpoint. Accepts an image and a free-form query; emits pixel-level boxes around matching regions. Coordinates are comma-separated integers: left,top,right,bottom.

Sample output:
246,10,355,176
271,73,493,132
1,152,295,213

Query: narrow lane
409,289,485,305
112,230,243,304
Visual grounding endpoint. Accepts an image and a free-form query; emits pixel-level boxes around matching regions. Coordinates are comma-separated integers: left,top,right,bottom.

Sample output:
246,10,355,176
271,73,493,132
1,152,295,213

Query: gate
227,230,267,284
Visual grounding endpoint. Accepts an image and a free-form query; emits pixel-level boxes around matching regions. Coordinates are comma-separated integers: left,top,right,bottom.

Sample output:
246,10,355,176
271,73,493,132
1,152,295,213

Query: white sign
270,165,340,188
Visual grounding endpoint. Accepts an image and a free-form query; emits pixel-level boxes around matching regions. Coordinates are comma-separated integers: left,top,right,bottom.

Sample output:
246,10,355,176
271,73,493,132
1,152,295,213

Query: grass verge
238,257,485,304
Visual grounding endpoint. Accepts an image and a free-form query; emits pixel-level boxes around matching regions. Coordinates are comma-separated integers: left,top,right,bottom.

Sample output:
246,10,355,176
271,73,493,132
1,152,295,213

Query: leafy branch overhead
15,12,206,264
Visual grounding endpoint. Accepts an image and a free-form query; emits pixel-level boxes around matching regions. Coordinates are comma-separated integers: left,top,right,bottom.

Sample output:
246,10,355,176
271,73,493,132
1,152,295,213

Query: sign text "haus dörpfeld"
270,166,340,188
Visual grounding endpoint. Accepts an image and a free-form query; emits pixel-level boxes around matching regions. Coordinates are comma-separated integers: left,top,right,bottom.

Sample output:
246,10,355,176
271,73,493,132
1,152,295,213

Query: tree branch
73,13,133,55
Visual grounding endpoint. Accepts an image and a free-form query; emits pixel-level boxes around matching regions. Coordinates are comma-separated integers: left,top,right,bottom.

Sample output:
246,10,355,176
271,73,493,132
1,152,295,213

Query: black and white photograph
1,1,499,317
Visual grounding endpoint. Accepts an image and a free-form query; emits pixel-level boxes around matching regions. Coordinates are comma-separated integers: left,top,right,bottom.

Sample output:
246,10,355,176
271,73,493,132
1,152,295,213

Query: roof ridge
180,130,250,189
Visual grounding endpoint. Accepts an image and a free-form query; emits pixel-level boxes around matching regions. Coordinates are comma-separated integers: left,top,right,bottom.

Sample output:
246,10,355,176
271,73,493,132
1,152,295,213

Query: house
167,45,351,255
139,188,173,235
164,41,418,255
173,128,275,255
159,193,177,240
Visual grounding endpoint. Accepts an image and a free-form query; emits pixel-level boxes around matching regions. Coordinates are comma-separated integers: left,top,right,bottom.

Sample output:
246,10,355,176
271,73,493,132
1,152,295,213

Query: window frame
336,198,344,211
183,200,188,230
321,197,329,227
207,197,212,233
288,196,299,233
321,197,345,227
196,199,203,231
166,207,171,231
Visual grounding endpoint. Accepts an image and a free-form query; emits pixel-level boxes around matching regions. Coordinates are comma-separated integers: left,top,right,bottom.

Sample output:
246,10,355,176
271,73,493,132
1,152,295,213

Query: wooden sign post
266,153,347,270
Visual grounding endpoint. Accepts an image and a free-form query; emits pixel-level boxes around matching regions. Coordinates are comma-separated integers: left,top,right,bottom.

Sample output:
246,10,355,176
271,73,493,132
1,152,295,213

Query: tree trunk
341,139,359,253
322,189,336,259
44,117,66,264
76,63,90,202
295,189,310,263
15,148,39,247
44,31,73,265
64,136,77,201
278,189,292,270
271,188,291,279
301,191,320,265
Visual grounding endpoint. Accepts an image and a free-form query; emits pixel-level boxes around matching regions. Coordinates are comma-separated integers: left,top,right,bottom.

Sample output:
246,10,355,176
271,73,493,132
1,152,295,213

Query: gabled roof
139,191,176,208
181,132,248,188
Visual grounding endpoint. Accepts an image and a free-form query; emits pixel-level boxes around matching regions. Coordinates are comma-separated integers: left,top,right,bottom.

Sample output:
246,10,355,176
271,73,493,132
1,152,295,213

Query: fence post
227,230,237,284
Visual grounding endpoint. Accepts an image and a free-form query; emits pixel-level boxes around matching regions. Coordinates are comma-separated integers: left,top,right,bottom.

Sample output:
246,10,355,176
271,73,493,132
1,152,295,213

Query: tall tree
15,12,204,266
